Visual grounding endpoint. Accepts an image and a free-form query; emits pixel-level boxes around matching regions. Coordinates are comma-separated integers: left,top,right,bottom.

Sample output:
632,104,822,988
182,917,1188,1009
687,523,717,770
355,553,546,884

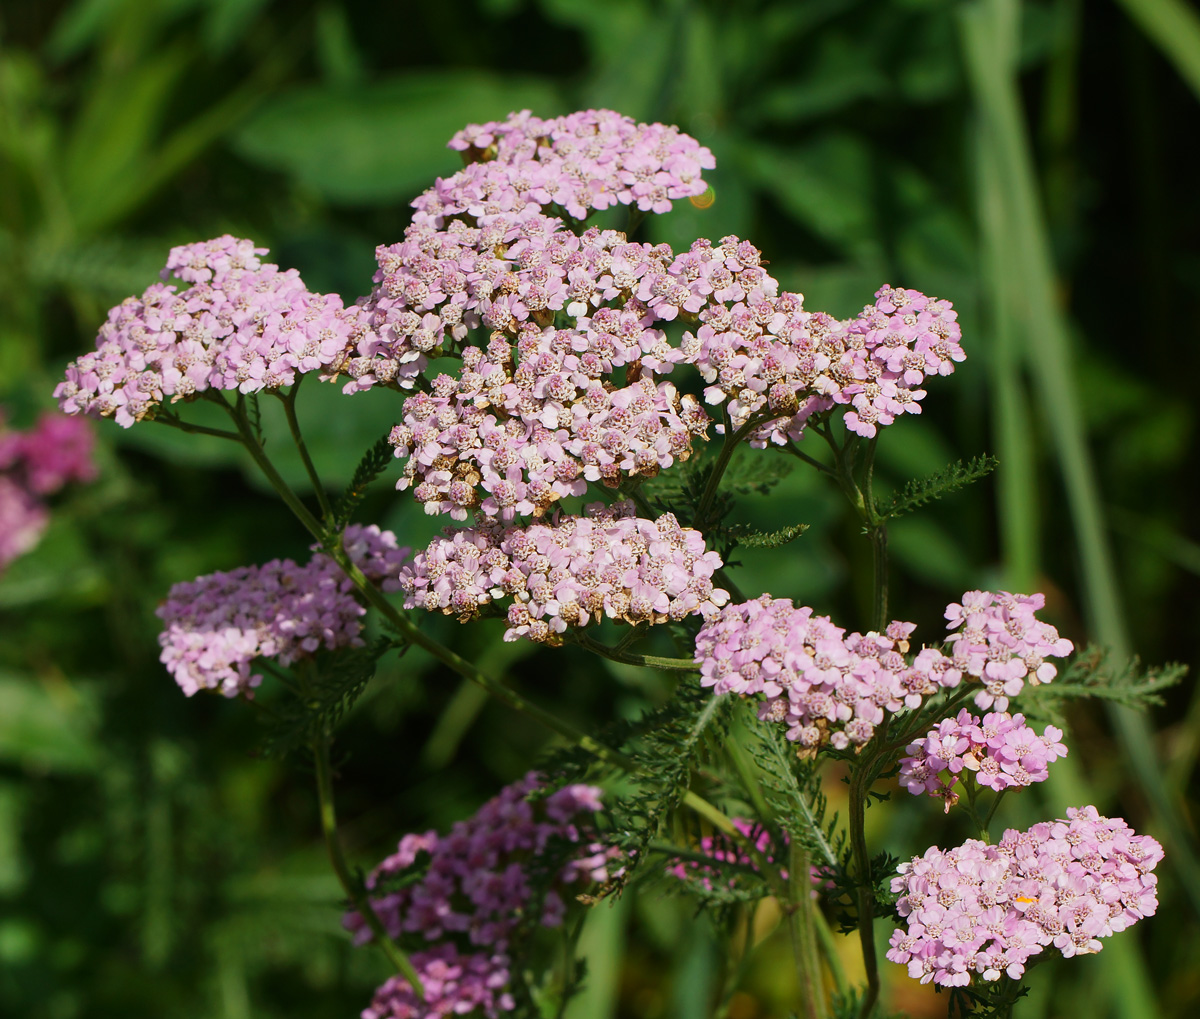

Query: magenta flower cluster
686,282,964,444
346,773,621,1019
944,591,1074,711
156,525,409,697
398,501,727,643
54,236,367,426
696,590,1072,752
0,410,96,572
886,807,1162,986
695,595,933,752
899,709,1068,811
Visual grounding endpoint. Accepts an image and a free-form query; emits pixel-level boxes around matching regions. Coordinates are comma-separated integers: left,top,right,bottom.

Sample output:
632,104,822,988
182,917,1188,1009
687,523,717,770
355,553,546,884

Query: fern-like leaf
882,454,998,519
728,522,809,549
332,430,397,531
1016,645,1186,728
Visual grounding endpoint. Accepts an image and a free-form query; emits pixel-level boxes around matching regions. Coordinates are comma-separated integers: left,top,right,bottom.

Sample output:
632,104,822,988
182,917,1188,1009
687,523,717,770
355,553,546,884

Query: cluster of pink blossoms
887,807,1162,986
944,591,1074,710
695,595,931,752
54,236,368,426
685,283,964,444
346,773,622,1019
156,525,409,697
433,108,715,224
695,590,1072,752
899,709,1068,811
398,502,727,643
0,410,96,572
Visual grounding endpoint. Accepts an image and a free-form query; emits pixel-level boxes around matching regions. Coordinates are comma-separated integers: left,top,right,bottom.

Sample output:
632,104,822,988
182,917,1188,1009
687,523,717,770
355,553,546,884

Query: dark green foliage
332,430,397,533
946,978,1031,1019
260,641,395,757
1016,645,1187,728
603,683,730,888
881,455,999,519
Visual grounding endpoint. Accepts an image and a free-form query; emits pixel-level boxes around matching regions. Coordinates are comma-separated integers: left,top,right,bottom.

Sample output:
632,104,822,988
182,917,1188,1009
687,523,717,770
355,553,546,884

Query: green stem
154,413,242,442
982,787,1009,837
572,633,698,672
787,841,827,1019
848,760,880,1019
814,908,849,1003
693,412,773,530
781,442,837,477
276,379,334,522
311,733,423,994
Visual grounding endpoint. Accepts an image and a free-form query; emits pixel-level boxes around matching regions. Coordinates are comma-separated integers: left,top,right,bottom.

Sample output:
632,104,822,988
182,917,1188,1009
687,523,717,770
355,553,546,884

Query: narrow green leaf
1116,0,1200,101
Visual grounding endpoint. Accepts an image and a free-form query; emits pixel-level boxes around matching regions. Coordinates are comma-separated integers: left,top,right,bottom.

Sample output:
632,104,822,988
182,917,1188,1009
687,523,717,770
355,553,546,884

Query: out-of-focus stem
848,759,881,1019
311,732,423,994
787,841,827,1019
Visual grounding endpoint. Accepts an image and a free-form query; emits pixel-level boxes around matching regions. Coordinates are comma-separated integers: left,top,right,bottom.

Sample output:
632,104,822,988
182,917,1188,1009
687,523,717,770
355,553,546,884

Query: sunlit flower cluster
887,807,1162,986
55,236,368,426
898,709,1068,811
398,502,727,643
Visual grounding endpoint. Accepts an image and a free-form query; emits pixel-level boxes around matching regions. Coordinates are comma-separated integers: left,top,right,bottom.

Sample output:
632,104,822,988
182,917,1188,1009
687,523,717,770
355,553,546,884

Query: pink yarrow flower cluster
398,502,727,643
696,590,1071,752
944,591,1074,710
887,807,1162,986
156,525,409,697
899,709,1068,811
347,773,621,1019
686,283,964,445
434,108,715,223
0,410,96,572
55,236,369,426
695,596,932,753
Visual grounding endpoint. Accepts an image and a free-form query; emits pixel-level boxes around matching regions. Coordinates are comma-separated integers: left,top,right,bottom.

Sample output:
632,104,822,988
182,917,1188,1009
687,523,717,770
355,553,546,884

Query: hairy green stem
787,840,828,1019
693,412,773,530
848,759,881,1019
311,733,423,993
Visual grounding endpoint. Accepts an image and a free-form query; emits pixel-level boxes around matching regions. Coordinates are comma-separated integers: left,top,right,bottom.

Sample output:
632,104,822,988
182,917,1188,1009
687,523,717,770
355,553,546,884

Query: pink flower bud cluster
943,591,1074,710
347,773,621,1019
887,807,1162,987
899,709,1068,811
0,410,96,572
55,236,369,426
430,108,715,224
686,283,963,445
398,502,728,643
695,595,931,752
156,525,409,697
696,590,1071,752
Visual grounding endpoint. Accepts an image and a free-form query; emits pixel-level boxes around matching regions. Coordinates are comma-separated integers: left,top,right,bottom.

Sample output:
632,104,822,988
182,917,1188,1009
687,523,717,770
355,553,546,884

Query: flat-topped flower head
55,236,370,426
697,590,1070,752
694,595,941,753
398,502,728,642
688,282,963,446
156,525,409,697
899,709,1068,810
887,808,1162,986
432,108,715,224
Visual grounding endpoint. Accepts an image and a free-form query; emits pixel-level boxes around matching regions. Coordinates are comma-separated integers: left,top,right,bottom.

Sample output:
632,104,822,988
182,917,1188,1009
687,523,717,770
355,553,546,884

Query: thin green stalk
311,733,423,993
275,379,334,522
572,633,698,672
982,788,1009,836
1115,0,1200,100
693,413,772,530
155,413,242,443
813,908,849,1003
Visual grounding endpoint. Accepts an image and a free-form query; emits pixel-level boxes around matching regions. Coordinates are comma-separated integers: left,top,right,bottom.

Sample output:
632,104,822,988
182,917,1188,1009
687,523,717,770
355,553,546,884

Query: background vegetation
1,0,1199,1015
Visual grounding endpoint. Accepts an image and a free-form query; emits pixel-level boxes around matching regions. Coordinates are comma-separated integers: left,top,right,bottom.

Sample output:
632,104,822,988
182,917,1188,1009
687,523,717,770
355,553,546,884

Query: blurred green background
2,0,1199,1015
